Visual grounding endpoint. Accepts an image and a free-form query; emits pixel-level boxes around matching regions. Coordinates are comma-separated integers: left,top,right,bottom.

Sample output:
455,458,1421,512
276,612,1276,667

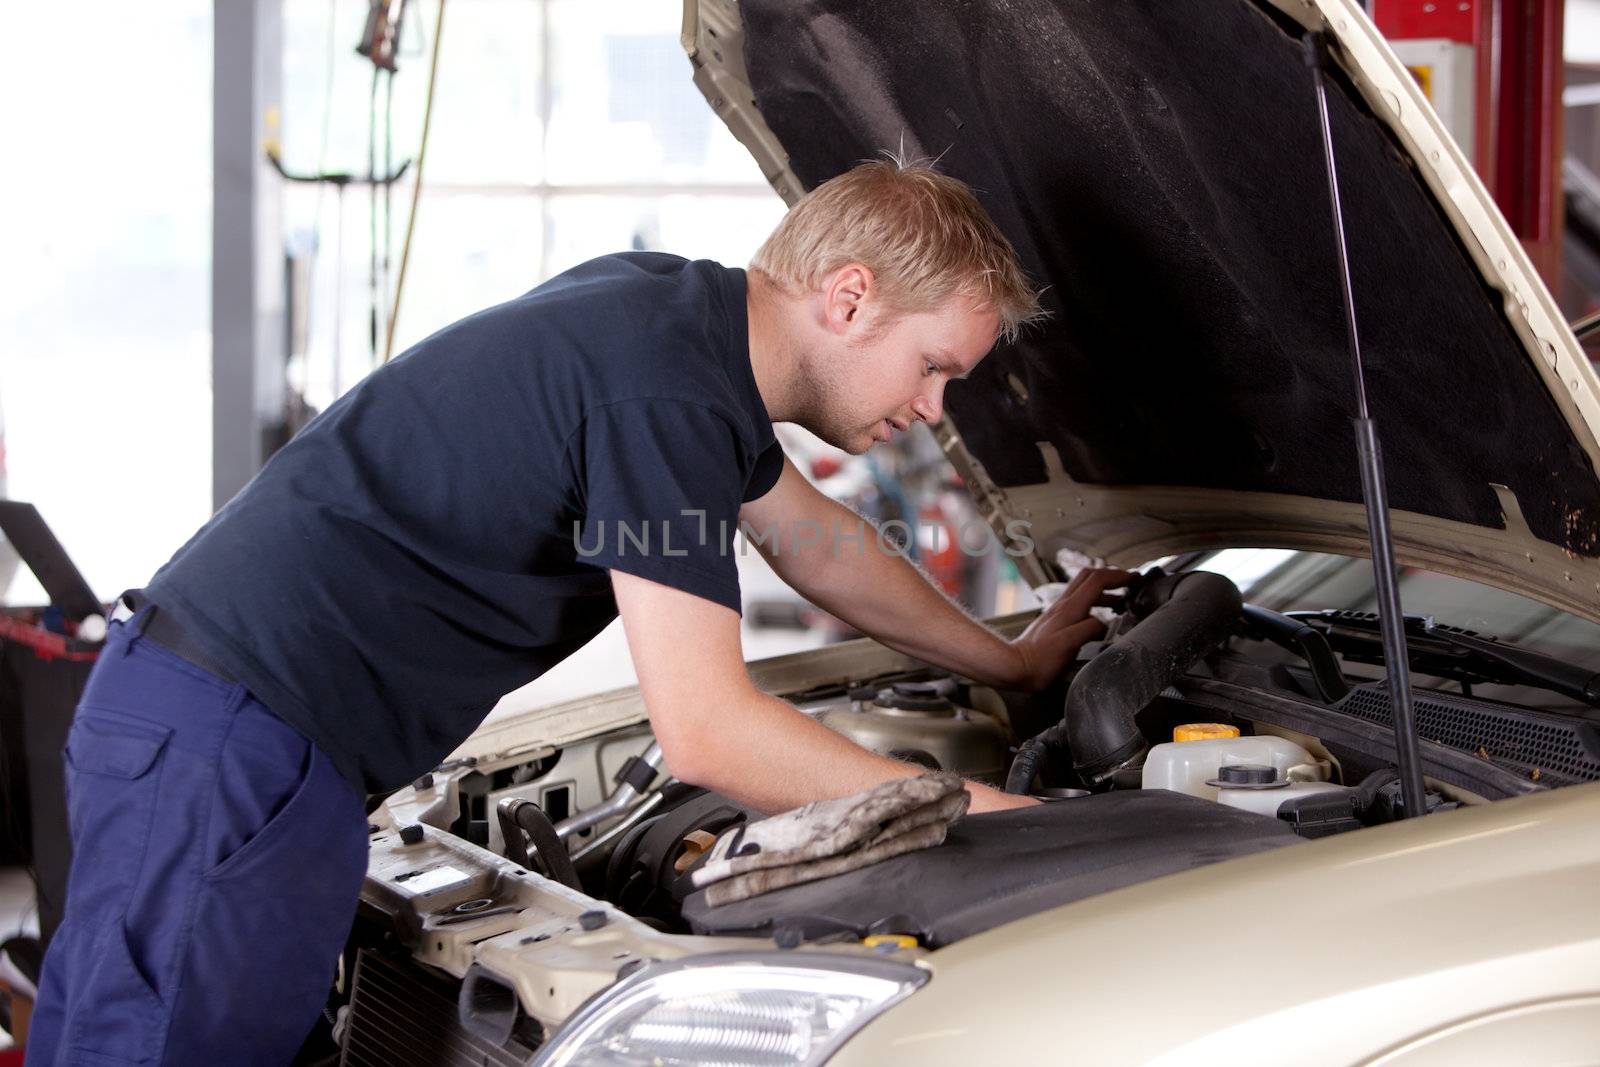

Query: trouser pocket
63,711,170,861
57,709,175,1062
61,709,172,918
170,740,369,1066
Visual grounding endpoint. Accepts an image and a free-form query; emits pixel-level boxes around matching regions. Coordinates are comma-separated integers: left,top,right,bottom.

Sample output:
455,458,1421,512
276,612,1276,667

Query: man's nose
911,387,943,424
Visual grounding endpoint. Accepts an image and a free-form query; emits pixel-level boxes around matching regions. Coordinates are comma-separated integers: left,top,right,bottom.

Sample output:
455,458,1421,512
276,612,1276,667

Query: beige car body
379,617,1600,1064
673,0,1600,1059
831,781,1600,1066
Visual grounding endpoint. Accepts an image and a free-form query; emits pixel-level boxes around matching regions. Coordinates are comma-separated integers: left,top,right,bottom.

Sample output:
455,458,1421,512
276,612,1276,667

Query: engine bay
337,566,1599,1058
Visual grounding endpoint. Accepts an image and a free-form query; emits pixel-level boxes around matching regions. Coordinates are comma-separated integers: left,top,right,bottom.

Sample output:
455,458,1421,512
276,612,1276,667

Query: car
326,0,1600,1064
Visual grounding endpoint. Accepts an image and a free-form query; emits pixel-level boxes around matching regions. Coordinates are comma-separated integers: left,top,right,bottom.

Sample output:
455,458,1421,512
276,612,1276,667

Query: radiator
340,949,539,1066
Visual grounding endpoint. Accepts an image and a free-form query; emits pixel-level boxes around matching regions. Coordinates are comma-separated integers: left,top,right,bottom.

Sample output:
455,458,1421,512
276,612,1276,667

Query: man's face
804,291,1001,455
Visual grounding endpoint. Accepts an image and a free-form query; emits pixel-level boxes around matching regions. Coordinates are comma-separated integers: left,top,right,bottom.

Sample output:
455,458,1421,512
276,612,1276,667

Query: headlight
530,951,928,1067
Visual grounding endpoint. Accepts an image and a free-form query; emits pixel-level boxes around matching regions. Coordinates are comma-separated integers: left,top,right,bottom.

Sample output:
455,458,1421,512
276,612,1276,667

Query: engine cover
682,790,1301,947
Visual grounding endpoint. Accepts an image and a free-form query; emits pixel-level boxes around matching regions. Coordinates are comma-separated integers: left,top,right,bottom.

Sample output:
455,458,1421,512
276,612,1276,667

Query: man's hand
740,460,1129,693
967,781,1041,812
1008,567,1132,691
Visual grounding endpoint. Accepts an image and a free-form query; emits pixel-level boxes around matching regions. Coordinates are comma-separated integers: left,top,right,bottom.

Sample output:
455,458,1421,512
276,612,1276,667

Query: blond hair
750,155,1045,343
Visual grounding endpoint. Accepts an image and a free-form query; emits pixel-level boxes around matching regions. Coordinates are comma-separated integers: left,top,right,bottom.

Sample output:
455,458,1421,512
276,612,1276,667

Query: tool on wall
268,0,444,411
358,0,411,367
357,0,410,71
267,150,412,394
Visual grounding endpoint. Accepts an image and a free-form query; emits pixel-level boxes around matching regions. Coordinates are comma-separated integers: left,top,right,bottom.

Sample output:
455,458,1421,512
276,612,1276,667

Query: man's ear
821,263,875,335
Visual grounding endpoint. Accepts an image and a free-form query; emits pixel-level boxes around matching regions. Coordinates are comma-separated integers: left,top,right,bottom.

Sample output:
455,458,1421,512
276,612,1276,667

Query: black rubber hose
1067,570,1243,783
1004,725,1065,795
1007,570,1243,793
496,801,533,869
501,799,582,890
1241,604,1352,703
1355,767,1399,806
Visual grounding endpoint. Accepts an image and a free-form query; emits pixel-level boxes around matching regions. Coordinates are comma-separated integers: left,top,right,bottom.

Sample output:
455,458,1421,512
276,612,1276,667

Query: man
28,159,1124,1065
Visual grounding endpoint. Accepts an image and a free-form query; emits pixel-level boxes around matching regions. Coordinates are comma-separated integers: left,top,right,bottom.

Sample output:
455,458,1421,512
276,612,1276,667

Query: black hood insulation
740,0,1600,556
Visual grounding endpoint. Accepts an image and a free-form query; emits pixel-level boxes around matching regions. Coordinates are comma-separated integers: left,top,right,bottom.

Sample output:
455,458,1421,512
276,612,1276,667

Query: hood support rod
1304,31,1428,819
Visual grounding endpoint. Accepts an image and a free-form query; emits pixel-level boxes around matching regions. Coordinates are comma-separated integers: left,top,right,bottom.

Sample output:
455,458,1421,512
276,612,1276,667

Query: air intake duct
1006,569,1243,793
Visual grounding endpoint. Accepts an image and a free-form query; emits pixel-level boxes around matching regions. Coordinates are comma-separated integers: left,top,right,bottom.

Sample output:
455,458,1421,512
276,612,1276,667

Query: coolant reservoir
1142,735,1321,800
1214,778,1352,817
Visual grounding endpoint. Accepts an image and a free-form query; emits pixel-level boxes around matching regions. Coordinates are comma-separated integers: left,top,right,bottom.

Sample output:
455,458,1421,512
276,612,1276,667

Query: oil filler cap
1208,764,1287,790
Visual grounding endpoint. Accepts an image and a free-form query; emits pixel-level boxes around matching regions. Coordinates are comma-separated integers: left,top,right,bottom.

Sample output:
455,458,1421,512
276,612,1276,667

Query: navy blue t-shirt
148,254,782,793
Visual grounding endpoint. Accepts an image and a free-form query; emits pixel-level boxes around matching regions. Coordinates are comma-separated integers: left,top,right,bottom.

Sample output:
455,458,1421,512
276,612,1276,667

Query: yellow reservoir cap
862,934,918,949
1174,723,1240,742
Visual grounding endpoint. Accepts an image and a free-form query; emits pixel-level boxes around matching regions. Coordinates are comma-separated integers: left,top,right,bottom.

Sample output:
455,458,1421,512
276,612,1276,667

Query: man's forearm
773,502,1025,687
611,565,1037,821
666,688,1022,815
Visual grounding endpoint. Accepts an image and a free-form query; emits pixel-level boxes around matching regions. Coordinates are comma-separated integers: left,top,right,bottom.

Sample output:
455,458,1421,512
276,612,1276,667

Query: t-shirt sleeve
745,441,785,503
572,399,752,614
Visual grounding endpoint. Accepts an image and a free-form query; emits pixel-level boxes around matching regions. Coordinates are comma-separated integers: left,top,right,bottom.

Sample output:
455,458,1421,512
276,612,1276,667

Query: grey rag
690,772,969,907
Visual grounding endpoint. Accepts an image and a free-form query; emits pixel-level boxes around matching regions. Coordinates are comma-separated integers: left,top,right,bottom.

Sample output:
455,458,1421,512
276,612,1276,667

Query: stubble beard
792,345,875,454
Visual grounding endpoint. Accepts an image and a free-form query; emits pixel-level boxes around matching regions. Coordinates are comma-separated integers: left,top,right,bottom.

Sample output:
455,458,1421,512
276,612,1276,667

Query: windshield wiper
1288,610,1600,709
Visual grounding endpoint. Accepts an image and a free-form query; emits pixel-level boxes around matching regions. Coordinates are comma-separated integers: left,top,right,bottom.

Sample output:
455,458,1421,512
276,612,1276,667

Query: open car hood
683,0,1600,622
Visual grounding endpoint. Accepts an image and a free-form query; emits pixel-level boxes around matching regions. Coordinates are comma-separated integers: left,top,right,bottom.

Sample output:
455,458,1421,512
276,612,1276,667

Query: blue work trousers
26,610,370,1066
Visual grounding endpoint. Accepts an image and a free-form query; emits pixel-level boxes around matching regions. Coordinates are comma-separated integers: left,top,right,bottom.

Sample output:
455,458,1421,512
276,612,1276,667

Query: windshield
1193,549,1600,710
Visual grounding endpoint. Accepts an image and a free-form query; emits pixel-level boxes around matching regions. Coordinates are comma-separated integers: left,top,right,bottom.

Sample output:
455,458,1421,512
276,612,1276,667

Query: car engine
335,567,1597,1062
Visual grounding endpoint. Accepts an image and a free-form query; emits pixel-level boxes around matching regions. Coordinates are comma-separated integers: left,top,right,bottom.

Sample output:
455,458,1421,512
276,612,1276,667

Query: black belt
121,590,239,685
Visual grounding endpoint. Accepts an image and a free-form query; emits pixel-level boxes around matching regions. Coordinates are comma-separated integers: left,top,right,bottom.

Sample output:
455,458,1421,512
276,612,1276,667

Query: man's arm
740,457,1126,691
611,569,1032,814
